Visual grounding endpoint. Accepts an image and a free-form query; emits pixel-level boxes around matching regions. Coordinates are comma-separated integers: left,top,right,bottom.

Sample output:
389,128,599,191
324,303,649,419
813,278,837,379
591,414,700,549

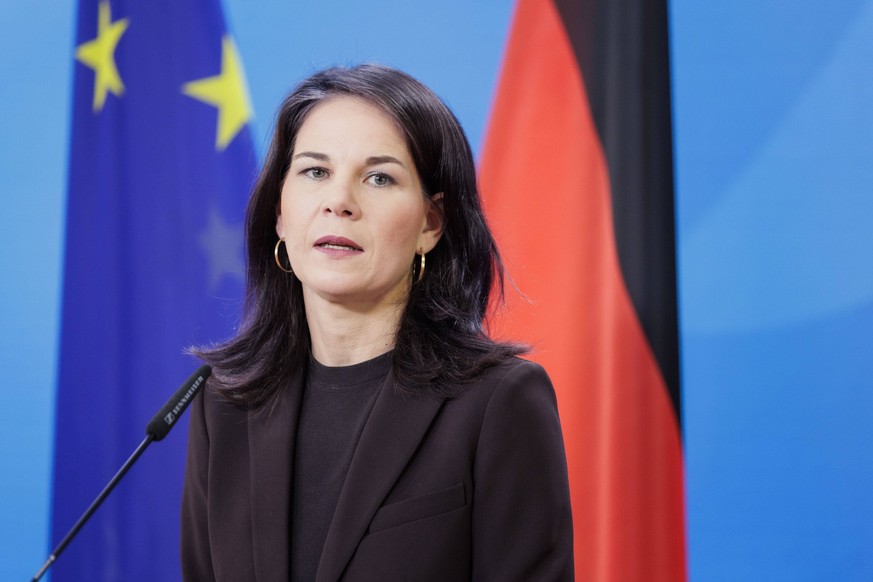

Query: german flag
479,0,687,579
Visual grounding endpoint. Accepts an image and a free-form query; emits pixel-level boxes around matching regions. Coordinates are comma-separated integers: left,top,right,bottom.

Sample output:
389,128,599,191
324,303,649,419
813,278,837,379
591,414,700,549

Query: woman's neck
303,291,404,366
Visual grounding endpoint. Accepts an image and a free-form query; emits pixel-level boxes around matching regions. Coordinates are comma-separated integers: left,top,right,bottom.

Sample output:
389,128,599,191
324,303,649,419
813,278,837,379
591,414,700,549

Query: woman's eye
303,167,328,180
367,172,395,187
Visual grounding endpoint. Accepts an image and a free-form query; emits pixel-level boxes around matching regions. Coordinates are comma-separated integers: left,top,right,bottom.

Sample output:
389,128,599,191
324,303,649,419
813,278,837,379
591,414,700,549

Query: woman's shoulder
469,355,552,389
444,356,565,467
198,378,254,422
447,356,557,413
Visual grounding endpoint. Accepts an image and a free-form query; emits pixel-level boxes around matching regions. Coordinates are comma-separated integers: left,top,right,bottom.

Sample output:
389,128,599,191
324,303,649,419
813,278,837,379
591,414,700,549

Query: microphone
147,365,211,441
32,365,212,582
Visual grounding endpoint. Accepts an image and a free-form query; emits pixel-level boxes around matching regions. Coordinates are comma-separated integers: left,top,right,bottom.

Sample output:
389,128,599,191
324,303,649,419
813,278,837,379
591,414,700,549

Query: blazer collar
316,370,445,582
248,366,305,582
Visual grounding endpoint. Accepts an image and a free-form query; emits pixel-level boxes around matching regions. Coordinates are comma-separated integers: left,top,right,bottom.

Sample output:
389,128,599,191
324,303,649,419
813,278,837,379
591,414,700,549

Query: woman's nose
322,179,360,218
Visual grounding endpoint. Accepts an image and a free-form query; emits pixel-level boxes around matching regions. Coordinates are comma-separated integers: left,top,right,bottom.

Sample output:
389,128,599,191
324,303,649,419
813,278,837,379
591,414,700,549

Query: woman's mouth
314,236,363,254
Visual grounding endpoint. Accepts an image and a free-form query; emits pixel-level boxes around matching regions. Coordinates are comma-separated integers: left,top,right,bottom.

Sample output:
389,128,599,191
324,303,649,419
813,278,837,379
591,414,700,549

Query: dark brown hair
195,64,523,408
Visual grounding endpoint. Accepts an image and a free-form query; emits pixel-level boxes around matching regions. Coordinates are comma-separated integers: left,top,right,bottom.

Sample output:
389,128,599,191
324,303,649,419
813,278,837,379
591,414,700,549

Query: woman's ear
419,192,444,253
275,203,284,239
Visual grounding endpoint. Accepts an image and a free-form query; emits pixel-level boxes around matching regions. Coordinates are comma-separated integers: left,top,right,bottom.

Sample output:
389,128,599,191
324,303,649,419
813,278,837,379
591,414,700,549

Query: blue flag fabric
52,1,256,579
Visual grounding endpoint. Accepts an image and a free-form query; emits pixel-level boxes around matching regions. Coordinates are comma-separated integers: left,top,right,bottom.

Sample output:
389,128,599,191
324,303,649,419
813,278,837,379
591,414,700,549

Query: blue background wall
1,1,871,579
673,1,873,578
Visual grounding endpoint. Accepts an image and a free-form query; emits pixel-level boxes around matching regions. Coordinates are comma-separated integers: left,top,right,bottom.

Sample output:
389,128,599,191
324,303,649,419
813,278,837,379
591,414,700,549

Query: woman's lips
313,236,363,256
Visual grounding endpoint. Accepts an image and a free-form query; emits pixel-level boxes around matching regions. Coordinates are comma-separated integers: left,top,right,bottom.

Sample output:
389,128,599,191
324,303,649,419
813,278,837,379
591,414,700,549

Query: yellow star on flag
182,36,253,151
75,0,129,112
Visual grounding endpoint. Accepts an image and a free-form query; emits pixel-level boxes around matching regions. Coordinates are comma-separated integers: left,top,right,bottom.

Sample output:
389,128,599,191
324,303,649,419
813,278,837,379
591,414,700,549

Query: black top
290,352,390,582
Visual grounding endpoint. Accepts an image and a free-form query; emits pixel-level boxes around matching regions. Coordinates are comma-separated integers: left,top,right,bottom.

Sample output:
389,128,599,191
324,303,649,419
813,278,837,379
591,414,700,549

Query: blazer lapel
248,367,305,582
315,373,445,582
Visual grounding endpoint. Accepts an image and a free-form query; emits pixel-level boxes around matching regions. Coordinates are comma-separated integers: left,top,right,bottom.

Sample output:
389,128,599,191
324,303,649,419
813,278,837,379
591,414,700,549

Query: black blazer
181,357,574,581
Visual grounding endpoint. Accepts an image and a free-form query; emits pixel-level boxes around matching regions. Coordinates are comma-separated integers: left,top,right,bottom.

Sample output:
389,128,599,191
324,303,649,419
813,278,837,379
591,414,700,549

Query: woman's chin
301,277,409,310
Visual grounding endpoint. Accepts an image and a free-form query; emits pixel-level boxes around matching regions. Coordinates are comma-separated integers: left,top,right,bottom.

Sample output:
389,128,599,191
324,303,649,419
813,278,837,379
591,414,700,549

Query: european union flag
51,1,257,579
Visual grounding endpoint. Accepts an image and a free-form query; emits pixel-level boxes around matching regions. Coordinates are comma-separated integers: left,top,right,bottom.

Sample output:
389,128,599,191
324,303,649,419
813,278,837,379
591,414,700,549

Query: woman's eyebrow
365,155,406,168
292,151,329,161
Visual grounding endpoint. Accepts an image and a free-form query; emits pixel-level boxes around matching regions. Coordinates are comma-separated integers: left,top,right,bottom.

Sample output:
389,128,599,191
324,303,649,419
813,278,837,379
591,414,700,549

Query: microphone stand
31,434,156,582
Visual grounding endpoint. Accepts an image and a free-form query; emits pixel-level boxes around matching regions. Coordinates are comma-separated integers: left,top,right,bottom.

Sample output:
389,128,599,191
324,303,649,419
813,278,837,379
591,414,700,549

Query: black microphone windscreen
145,365,212,441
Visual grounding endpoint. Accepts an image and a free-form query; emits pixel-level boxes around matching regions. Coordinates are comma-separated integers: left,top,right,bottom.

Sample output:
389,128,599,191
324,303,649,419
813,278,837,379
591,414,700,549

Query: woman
181,64,573,581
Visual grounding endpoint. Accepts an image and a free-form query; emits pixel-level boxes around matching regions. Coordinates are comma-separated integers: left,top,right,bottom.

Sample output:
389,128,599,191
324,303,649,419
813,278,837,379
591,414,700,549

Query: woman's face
276,96,442,310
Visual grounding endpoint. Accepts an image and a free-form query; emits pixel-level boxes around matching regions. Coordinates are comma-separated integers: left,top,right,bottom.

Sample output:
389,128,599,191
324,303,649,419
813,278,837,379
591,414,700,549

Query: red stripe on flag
479,0,687,579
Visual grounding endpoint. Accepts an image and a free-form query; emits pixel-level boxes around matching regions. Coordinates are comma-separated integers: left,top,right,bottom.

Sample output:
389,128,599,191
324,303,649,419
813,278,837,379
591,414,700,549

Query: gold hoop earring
274,238,293,273
414,248,426,283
